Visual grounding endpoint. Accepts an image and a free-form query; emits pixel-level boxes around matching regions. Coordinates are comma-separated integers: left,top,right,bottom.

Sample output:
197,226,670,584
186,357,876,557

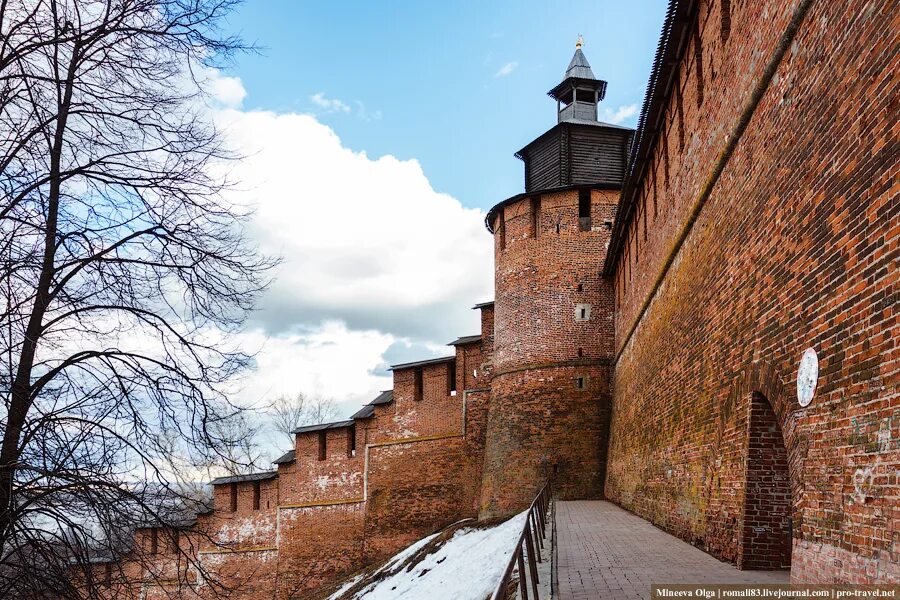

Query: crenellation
85,3,896,595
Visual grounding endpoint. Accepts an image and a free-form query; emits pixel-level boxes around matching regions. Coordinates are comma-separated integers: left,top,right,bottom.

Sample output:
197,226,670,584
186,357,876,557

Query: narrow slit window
347,426,356,458
414,368,424,402
575,377,586,390
448,361,457,396
229,482,238,512
577,348,583,358
149,528,159,555
497,210,506,250
578,189,592,231
104,563,112,587
318,431,327,461
170,530,179,553
531,197,541,238
575,303,591,322
252,481,261,511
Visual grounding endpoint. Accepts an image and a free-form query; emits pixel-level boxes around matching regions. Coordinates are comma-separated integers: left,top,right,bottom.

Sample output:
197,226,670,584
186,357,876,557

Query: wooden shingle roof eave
209,471,278,486
388,355,455,371
603,0,695,276
291,420,356,435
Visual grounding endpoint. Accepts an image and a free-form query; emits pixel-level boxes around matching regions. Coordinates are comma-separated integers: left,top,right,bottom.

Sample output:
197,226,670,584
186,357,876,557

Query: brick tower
479,38,633,517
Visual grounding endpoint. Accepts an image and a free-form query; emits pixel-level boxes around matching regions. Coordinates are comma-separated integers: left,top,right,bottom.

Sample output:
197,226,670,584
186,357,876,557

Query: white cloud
196,67,247,109
310,92,351,113
235,322,394,416
494,61,518,78
208,77,493,425
602,104,638,125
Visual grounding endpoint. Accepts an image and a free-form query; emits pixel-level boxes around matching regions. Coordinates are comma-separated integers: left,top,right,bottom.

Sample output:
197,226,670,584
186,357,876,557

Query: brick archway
731,361,803,571
739,391,792,569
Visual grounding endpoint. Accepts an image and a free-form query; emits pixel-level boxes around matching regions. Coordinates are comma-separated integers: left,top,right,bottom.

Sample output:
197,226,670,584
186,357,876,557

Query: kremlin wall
80,0,898,596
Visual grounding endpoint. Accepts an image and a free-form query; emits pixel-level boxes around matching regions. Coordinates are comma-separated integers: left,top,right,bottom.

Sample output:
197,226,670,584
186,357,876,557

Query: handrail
490,481,552,600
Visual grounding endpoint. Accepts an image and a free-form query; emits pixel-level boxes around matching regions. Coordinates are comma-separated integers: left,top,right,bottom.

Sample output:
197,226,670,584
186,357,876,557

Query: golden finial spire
575,34,584,49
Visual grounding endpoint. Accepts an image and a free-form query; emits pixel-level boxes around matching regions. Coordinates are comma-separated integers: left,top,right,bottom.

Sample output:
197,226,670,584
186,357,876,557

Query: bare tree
270,392,338,446
0,0,276,597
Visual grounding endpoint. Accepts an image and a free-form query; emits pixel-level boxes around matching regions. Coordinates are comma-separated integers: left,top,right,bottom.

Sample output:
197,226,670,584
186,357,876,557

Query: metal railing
490,481,552,600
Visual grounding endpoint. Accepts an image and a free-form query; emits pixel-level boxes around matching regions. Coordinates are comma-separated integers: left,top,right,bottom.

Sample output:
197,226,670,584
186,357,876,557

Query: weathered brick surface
77,2,896,595
480,189,617,517
605,0,897,584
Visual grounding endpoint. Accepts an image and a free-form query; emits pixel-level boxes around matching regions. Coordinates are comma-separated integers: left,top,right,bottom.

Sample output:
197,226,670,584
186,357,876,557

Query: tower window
347,425,356,458
252,481,261,511
577,348,583,358
149,527,159,554
575,303,591,322
413,367,423,402
577,283,583,292
575,377,586,390
578,189,591,231
104,563,112,587
229,482,238,512
169,530,180,553
531,197,541,238
447,361,457,396
497,210,506,250
318,431,327,461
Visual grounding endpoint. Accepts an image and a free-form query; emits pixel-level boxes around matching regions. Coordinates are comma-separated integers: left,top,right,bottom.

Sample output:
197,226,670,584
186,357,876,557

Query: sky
207,0,668,457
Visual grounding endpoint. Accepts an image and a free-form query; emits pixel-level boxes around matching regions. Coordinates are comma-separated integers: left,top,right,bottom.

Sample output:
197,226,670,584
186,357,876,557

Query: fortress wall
605,0,897,582
480,189,617,517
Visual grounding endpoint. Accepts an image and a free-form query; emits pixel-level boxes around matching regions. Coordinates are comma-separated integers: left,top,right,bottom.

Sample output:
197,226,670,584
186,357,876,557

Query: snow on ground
328,511,528,600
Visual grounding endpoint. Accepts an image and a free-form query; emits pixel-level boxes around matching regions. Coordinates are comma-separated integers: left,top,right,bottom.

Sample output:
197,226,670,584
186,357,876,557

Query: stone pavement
554,501,790,599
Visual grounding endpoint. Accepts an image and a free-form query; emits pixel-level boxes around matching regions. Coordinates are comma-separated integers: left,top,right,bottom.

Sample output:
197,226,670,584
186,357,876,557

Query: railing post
516,544,529,600
490,481,553,600
530,511,543,558
524,519,541,599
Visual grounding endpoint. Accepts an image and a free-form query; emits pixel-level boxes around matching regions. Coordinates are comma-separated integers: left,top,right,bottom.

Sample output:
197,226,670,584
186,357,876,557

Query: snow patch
328,511,528,600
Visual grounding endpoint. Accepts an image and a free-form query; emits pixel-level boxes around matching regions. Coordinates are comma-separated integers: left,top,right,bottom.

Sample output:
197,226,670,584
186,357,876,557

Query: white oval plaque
797,348,818,407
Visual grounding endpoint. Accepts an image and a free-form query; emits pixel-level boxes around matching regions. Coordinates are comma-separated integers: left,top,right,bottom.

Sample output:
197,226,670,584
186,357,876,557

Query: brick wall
480,188,617,517
740,392,792,569
605,0,897,583
109,317,495,598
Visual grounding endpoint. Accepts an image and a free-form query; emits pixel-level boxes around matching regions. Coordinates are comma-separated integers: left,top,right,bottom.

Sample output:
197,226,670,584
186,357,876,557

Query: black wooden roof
514,119,630,161
273,449,296,465
548,48,608,100
210,471,278,486
388,356,455,371
604,0,695,275
449,334,481,346
348,389,393,420
566,48,594,79
291,419,355,435
472,301,494,309
350,404,376,419
369,390,394,405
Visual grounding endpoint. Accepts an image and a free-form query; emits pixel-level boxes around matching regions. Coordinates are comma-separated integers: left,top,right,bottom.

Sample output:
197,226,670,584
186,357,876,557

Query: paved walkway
555,501,790,599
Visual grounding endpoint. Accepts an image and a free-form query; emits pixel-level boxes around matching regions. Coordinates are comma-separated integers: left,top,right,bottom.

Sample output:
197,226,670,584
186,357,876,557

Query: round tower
479,38,634,517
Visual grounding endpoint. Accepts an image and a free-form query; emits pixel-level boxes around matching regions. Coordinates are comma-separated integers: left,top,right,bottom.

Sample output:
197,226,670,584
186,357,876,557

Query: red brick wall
455,340,483,391
740,392,792,570
605,0,897,583
480,189,617,517
374,362,463,443
119,348,493,599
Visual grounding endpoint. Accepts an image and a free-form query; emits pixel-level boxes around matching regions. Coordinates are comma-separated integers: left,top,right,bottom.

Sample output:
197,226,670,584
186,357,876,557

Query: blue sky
223,0,667,210
202,1,670,447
